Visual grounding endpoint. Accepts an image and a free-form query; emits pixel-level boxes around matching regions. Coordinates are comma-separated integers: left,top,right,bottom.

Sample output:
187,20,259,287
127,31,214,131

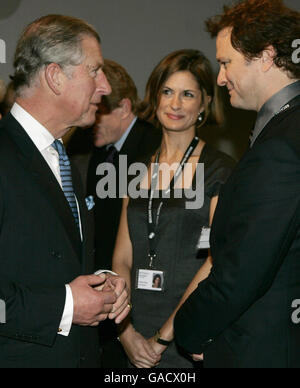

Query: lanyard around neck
147,136,199,268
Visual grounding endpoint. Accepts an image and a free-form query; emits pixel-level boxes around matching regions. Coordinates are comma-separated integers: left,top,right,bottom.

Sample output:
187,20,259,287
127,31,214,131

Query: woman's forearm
158,196,218,341
159,256,213,341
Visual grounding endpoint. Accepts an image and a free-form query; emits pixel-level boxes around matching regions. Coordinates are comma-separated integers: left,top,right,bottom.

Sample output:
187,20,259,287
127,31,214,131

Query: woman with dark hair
113,49,235,368
152,274,162,289
139,49,224,132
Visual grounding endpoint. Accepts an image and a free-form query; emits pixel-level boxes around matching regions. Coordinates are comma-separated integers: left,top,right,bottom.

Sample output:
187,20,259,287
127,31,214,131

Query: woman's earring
198,113,203,122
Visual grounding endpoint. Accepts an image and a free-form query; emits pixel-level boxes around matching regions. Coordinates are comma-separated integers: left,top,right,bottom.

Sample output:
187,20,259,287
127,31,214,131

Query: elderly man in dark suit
174,0,300,368
71,59,161,367
0,14,129,368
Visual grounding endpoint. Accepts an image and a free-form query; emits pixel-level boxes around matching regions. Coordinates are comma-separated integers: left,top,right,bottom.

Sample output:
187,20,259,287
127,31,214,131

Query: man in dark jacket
0,15,129,368
174,0,300,368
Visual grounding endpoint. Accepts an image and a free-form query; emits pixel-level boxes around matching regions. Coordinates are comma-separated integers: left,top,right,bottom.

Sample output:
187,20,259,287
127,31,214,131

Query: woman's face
153,277,161,288
156,70,204,133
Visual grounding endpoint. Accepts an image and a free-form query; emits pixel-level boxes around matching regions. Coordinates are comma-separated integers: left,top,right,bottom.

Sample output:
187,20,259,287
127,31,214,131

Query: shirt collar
107,116,137,152
10,102,56,151
250,80,300,147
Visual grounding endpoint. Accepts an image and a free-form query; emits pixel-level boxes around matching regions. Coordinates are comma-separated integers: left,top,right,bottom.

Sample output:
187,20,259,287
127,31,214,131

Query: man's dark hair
206,0,300,79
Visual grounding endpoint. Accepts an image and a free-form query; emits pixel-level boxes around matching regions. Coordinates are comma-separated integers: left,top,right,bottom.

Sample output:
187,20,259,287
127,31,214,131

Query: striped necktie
52,140,79,229
105,145,118,163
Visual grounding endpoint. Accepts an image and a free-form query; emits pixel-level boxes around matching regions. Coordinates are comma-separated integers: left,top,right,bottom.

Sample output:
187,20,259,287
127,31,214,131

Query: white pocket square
85,195,95,211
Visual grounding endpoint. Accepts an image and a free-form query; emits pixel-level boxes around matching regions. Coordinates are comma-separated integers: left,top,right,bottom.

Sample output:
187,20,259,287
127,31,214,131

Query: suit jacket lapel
254,95,300,146
4,114,82,258
120,120,142,165
72,163,90,268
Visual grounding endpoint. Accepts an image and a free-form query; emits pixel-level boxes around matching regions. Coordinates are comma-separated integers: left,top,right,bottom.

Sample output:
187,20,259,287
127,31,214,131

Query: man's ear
119,98,132,119
44,63,64,95
261,46,276,72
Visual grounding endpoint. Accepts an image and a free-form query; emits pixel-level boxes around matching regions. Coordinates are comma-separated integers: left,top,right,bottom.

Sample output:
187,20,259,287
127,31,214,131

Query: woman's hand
191,353,204,362
148,336,168,356
119,325,161,368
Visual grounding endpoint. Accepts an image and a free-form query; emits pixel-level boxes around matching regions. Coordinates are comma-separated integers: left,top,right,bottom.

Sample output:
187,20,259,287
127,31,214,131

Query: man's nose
217,67,227,87
97,71,112,96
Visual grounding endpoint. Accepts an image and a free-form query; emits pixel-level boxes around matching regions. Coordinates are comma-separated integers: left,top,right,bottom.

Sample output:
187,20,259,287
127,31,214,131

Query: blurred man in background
71,59,161,367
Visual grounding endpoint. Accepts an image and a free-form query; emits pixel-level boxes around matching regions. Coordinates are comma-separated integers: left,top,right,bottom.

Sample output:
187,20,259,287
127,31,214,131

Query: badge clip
148,253,157,269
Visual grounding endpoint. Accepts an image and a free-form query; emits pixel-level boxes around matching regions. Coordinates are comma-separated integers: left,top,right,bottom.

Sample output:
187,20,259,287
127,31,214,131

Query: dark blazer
0,114,100,368
174,95,300,368
72,118,162,271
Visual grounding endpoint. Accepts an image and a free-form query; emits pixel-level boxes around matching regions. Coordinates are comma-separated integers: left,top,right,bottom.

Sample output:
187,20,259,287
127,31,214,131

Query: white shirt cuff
94,269,118,276
58,284,74,336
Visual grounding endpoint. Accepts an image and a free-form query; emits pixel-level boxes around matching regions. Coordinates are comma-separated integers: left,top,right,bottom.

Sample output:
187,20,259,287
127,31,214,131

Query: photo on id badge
136,269,165,292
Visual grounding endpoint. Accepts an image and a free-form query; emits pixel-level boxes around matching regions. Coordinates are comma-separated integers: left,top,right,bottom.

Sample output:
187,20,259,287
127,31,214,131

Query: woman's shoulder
200,143,236,198
201,143,236,171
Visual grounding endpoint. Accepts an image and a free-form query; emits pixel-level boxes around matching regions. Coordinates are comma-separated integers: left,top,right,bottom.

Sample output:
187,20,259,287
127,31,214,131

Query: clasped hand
120,326,168,368
70,274,130,327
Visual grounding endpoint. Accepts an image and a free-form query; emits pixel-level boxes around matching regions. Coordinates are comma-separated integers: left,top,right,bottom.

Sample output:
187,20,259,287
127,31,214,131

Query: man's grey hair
13,14,101,96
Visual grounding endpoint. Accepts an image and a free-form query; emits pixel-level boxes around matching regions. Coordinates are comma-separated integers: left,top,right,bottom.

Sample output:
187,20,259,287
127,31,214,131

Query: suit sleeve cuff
58,285,74,336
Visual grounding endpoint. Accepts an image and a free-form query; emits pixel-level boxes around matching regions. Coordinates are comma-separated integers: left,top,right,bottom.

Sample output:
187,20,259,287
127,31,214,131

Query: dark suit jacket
0,114,100,368
174,95,300,368
72,118,161,271
71,119,161,368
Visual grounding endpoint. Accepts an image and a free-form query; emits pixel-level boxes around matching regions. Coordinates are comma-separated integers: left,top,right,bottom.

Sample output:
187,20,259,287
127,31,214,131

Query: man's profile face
216,28,261,111
93,103,124,148
61,36,112,128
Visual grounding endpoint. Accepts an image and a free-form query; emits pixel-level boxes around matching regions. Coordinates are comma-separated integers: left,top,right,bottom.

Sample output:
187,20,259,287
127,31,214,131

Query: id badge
136,269,165,292
197,226,211,250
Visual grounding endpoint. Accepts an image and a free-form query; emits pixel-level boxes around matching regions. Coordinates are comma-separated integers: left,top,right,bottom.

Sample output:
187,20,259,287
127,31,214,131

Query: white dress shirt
11,103,74,336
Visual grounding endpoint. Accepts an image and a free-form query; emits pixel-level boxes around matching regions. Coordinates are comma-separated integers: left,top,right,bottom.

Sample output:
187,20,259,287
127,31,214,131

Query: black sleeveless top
127,144,235,367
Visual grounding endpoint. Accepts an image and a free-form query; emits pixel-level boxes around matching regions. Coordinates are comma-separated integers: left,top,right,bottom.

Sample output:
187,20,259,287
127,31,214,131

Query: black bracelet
157,337,172,346
155,330,172,346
